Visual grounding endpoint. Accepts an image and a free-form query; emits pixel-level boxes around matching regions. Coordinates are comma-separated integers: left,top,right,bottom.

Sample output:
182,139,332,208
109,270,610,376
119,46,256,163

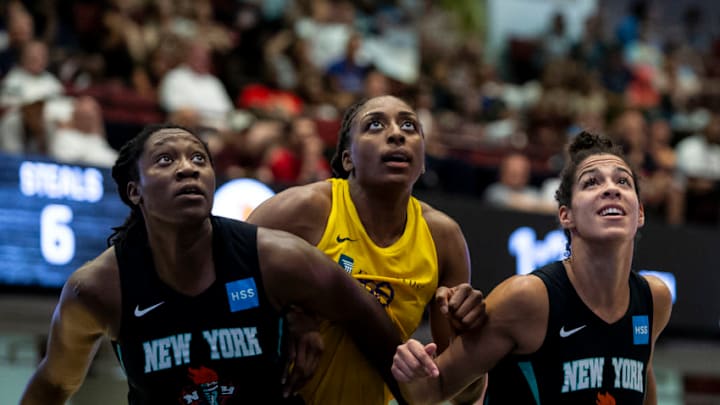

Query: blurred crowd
1,0,720,227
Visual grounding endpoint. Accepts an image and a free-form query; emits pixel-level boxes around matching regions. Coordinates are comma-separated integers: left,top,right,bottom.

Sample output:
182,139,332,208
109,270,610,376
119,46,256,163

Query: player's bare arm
421,204,486,403
21,248,120,405
256,227,405,401
642,275,673,405
394,274,548,404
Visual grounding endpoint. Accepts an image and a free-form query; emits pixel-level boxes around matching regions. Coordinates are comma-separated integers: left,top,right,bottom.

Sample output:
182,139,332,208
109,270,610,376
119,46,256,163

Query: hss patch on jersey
225,278,259,312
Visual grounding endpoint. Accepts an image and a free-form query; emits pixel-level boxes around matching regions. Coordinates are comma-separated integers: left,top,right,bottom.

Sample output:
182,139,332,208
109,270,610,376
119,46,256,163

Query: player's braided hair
330,98,370,178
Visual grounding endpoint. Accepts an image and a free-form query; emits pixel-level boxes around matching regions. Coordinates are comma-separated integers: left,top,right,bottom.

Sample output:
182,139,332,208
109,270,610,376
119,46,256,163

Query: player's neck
348,181,409,247
563,249,633,323
146,219,215,295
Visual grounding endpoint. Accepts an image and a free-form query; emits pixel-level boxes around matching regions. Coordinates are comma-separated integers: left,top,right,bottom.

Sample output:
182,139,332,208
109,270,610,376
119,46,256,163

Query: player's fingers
392,353,425,380
458,300,487,330
435,286,451,314
391,361,414,382
424,342,438,357
447,283,473,313
450,291,484,322
393,340,429,378
286,332,323,395
407,341,438,377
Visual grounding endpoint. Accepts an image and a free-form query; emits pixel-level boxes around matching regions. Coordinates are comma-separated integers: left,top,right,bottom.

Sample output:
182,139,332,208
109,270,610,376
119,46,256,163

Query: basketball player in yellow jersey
247,95,487,404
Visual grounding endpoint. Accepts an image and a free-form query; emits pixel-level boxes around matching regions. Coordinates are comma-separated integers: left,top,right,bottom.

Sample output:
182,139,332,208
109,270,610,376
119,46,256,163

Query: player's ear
127,181,142,206
342,149,353,173
559,205,573,229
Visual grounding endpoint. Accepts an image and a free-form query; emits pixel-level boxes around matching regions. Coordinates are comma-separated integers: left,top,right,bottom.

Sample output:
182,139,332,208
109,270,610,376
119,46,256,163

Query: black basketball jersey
484,261,654,405
111,216,292,404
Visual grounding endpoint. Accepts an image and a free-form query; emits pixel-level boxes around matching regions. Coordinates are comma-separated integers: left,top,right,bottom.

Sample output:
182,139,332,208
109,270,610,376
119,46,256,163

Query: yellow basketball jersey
300,178,439,405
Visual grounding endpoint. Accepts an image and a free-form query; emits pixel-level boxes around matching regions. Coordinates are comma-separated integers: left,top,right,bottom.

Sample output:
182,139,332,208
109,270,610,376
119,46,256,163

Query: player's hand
282,306,324,398
392,339,439,382
436,283,486,332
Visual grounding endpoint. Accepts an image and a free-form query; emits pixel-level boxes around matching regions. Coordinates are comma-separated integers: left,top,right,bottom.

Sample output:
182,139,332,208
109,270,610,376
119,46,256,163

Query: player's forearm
344,302,406,403
20,372,74,405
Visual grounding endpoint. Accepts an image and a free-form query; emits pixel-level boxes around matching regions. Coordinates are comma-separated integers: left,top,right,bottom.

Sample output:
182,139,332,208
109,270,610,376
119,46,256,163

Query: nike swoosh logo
559,324,587,338
336,235,357,243
134,301,165,317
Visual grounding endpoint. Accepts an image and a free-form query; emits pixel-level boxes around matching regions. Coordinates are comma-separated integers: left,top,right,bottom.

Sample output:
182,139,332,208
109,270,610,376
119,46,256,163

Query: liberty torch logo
180,366,236,405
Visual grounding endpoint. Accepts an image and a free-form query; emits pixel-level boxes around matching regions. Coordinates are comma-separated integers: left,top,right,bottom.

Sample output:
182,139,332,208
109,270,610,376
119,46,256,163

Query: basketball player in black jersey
20,124,406,404
391,131,673,404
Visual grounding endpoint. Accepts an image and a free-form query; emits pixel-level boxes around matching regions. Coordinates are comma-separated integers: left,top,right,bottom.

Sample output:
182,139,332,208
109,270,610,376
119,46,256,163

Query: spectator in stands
253,29,330,118
0,99,47,154
100,0,147,85
483,152,555,214
0,4,34,77
570,13,609,72
648,117,677,175
363,68,392,100
214,116,289,185
648,117,685,224
293,0,355,70
0,40,63,154
142,0,233,56
263,30,304,92
236,82,304,121
615,0,649,47
140,0,182,53
158,39,234,130
625,64,660,110
675,110,720,224
49,96,117,167
656,44,702,112
614,109,648,170
190,0,234,54
681,5,711,54
614,110,684,224
539,12,573,63
0,40,62,108
326,32,370,105
600,44,633,96
260,115,331,187
133,41,181,99
623,21,663,81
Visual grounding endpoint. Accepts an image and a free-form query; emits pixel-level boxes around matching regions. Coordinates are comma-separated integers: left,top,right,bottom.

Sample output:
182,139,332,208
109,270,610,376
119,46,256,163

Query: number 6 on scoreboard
40,204,75,265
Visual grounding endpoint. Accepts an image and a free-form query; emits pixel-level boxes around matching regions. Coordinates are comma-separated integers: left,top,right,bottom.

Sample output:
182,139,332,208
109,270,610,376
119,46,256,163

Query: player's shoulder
641,274,672,301
67,247,118,290
491,274,548,313
253,181,331,218
641,273,673,328
483,274,549,353
61,247,120,334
